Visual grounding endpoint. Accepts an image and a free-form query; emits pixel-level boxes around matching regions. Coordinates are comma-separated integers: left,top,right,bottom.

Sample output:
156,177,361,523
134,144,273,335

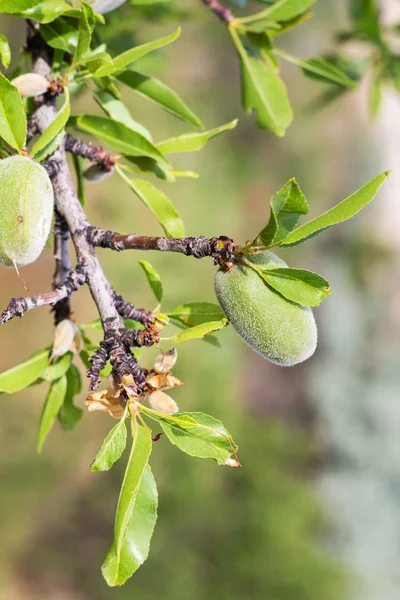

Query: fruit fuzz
0,156,54,268
215,250,317,366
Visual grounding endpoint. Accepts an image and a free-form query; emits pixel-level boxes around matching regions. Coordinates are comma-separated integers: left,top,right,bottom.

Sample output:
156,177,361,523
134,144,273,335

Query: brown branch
64,134,116,172
113,291,154,326
202,0,234,24
87,228,237,262
52,211,72,324
0,268,86,325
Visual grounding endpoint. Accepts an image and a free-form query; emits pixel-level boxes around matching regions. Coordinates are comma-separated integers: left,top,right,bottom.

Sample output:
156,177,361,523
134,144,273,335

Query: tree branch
52,211,72,324
64,134,116,172
201,0,234,24
0,268,86,325
87,228,237,262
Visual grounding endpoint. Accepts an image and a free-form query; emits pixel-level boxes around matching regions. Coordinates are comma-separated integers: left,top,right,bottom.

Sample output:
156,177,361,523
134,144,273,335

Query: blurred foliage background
1,1,400,598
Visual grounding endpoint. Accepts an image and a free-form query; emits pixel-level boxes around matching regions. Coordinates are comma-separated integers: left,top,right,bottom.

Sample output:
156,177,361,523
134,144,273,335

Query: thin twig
0,268,86,325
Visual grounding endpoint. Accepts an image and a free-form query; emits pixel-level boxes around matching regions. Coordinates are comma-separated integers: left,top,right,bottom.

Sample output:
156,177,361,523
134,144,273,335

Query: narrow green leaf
275,49,357,88
168,318,228,343
34,131,65,163
116,71,202,128
40,18,79,53
0,72,27,152
229,27,292,136
0,349,50,394
101,423,156,586
70,115,168,165
58,365,83,431
0,34,11,69
253,178,309,248
94,28,180,77
73,2,95,66
239,0,316,24
142,407,239,466
90,414,127,472
93,90,153,141
167,302,225,327
138,260,163,303
369,74,382,118
1,0,41,14
31,88,70,157
281,172,389,247
14,0,82,23
72,154,86,206
257,267,331,306
116,167,185,237
156,120,237,154
121,156,175,182
40,352,72,381
37,375,68,453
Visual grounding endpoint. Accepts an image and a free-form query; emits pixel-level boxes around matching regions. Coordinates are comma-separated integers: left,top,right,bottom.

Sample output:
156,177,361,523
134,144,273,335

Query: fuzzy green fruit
0,156,54,268
215,251,317,366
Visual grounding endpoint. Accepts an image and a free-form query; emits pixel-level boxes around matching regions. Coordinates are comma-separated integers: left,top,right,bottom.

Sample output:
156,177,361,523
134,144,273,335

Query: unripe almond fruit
214,251,317,366
0,156,54,268
11,73,49,97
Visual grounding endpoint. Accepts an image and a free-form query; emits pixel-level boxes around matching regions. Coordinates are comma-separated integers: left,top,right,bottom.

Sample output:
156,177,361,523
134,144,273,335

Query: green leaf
167,319,228,343
90,414,127,472
256,267,331,306
369,74,382,118
0,34,11,69
142,408,239,466
229,27,292,136
72,2,95,66
94,28,180,78
156,120,237,154
37,375,68,453
101,423,156,586
40,352,72,381
116,167,185,237
72,154,86,206
14,0,82,23
93,90,153,141
167,302,225,327
58,365,83,431
274,49,357,88
349,0,381,40
121,156,175,182
70,115,168,165
0,72,27,152
281,172,389,247
1,0,41,14
31,88,70,158
40,18,79,53
34,131,65,163
116,71,202,128
240,0,316,23
138,260,163,303
0,349,50,394
252,178,309,248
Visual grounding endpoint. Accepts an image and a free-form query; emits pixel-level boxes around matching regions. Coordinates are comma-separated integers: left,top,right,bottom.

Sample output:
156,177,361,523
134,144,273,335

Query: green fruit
0,156,54,268
214,251,317,366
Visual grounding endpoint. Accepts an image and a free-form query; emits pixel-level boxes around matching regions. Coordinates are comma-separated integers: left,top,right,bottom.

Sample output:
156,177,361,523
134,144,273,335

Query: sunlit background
1,1,400,598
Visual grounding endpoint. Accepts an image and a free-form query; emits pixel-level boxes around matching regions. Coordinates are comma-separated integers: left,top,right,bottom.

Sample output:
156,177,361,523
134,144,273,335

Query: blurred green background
1,1,400,599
